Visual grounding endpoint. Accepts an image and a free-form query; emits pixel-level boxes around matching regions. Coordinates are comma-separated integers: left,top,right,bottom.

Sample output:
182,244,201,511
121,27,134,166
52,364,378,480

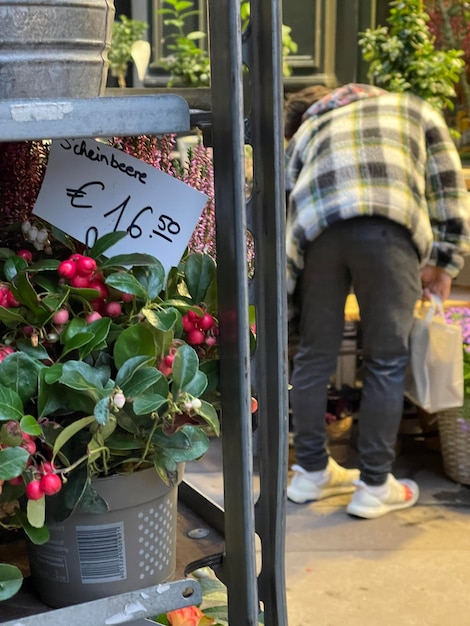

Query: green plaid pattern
286,91,470,304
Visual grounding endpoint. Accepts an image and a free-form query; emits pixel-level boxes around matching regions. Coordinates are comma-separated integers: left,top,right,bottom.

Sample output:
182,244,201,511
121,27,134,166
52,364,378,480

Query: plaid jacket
286,88,470,305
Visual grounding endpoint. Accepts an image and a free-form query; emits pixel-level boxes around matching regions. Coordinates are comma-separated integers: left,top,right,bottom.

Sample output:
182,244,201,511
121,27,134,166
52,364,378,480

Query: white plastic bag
405,295,463,413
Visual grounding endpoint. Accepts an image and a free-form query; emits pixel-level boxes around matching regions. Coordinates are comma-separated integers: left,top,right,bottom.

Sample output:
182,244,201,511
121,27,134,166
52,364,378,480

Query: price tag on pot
32,138,208,275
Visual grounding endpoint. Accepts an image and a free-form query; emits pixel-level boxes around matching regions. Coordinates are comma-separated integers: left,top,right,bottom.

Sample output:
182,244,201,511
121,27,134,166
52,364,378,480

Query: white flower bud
27,226,38,242
114,392,126,409
36,228,49,243
21,221,32,234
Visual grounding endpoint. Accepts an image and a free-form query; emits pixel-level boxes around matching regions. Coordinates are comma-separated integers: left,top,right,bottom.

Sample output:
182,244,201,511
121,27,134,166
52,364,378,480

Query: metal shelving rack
0,0,288,623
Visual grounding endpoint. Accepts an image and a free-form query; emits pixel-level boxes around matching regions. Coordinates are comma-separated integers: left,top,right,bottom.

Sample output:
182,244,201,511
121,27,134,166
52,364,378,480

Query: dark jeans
290,217,422,485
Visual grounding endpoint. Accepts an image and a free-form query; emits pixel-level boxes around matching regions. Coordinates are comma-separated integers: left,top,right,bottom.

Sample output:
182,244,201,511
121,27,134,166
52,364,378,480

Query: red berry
25,480,44,500
187,308,203,322
187,329,205,345
41,461,56,474
9,475,24,486
70,275,91,288
58,260,77,279
88,280,109,300
198,313,214,331
53,308,69,325
105,301,122,318
40,473,62,496
164,354,175,367
5,290,20,307
157,360,173,376
120,291,134,302
69,253,84,262
17,249,33,263
20,439,36,455
205,335,217,347
75,256,97,277
91,298,106,313
86,311,102,324
182,315,196,332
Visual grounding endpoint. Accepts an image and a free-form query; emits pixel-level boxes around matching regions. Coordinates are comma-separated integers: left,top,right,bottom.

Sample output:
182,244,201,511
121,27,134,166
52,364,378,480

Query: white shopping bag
405,295,463,413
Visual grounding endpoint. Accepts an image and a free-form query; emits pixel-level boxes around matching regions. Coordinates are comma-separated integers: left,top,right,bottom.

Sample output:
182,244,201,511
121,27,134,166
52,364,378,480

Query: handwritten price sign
33,138,208,275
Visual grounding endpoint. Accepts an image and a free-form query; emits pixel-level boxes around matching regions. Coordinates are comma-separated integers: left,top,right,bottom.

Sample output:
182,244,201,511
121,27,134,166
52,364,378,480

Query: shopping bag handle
424,294,445,323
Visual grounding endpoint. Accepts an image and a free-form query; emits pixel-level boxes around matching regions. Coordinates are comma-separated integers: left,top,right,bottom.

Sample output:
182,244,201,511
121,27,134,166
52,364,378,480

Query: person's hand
420,265,452,302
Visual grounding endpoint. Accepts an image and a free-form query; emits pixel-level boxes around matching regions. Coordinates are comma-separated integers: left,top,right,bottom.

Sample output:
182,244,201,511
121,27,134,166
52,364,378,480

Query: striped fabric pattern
286,90,470,305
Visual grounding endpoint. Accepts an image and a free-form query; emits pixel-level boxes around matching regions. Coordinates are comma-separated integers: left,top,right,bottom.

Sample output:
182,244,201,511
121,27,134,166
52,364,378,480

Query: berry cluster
0,423,62,501
182,309,217,347
57,253,131,320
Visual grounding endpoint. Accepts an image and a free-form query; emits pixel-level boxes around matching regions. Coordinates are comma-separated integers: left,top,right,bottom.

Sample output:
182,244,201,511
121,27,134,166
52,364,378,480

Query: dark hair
284,85,333,140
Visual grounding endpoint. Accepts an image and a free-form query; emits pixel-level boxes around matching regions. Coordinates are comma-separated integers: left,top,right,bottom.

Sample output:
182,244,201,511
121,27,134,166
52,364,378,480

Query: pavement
184,414,470,626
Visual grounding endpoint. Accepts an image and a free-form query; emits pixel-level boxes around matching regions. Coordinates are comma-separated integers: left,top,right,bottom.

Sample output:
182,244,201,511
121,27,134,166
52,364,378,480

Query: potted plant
108,14,149,88
152,0,298,88
359,0,465,112
0,220,220,604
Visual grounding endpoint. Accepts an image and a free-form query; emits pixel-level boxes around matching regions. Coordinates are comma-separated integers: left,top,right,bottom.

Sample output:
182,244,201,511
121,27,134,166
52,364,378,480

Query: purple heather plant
444,306,470,403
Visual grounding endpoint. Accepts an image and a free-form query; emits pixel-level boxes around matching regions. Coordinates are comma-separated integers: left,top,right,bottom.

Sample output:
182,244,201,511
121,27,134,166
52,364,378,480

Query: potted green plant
153,0,298,88
0,222,220,603
359,0,465,112
108,14,149,88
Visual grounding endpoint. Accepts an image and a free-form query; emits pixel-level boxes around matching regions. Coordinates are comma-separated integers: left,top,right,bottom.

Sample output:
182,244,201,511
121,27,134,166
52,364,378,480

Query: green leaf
47,464,89,522
0,446,29,480
115,355,155,388
118,365,164,398
38,360,62,393
20,415,42,436
133,393,168,415
0,306,27,325
184,253,217,303
0,385,23,419
52,415,96,459
153,426,210,463
0,564,23,601
62,318,87,342
79,482,109,514
14,338,50,360
101,253,160,269
176,369,207,396
94,396,110,425
15,271,44,314
113,324,157,369
27,496,45,528
88,231,127,257
200,359,219,393
29,257,61,272
0,352,44,404
142,307,179,332
78,317,112,359
4,255,26,281
172,344,199,393
134,263,165,299
195,399,220,435
12,509,50,544
105,433,146,450
60,360,105,393
61,331,95,358
105,272,149,299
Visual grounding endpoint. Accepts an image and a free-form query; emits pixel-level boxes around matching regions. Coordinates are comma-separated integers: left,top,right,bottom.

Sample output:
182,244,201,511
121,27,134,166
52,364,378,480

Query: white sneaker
287,457,360,503
346,473,419,519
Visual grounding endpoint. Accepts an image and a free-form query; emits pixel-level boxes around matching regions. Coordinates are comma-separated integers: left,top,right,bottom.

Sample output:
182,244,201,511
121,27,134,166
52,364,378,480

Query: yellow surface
344,293,470,322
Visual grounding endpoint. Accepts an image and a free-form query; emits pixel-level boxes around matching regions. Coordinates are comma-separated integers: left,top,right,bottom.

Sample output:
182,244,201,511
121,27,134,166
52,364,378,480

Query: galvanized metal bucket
0,0,115,99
